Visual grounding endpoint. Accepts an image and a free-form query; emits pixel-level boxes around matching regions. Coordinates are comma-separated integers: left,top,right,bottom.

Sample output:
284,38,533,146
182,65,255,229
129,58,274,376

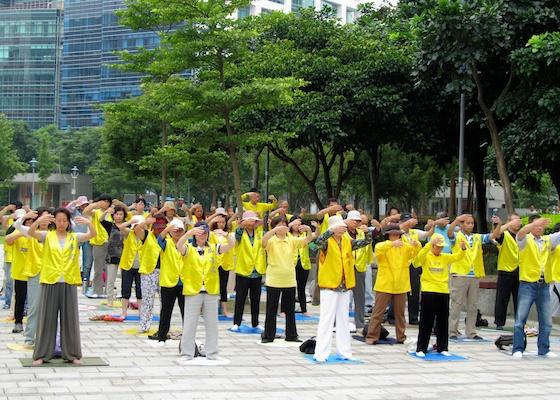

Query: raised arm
489,215,502,240
28,214,54,241
75,216,97,243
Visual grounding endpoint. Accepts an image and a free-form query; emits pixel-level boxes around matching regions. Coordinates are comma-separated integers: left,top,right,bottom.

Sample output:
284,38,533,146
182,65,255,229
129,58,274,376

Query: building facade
0,0,63,130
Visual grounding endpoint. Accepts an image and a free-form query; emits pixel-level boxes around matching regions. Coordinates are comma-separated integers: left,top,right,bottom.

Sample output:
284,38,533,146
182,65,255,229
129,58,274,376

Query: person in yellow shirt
242,188,277,227
176,221,234,362
261,216,317,343
493,213,522,330
313,215,373,362
208,208,235,318
365,223,421,345
413,234,466,357
512,215,560,358
27,208,97,365
288,216,315,317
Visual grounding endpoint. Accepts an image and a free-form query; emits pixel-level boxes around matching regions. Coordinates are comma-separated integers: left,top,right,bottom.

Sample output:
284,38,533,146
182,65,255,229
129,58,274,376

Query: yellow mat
7,343,33,352
100,301,122,308
0,317,27,323
123,327,158,336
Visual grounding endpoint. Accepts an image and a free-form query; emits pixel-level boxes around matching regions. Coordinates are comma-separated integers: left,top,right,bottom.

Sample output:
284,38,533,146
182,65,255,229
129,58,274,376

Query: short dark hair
114,205,126,216
11,201,23,209
327,197,338,205
249,187,260,193
528,214,541,223
209,214,228,232
554,223,560,233
136,198,147,206
36,206,51,218
387,206,400,216
98,193,112,203
270,215,288,229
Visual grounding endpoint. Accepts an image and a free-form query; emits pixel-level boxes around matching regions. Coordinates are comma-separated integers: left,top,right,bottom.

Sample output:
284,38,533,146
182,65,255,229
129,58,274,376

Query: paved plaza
2,251,560,400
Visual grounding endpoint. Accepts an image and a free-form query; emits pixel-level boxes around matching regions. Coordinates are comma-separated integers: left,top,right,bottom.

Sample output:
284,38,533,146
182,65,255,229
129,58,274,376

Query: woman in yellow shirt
413,234,466,357
261,216,316,343
27,208,97,365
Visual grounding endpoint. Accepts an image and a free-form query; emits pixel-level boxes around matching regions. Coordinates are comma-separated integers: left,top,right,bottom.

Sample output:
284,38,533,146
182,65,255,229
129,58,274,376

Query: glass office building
60,0,159,129
0,1,63,130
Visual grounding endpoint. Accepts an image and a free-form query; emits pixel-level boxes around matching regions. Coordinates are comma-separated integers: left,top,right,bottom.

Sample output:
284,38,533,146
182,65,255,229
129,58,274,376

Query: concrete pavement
2,254,560,399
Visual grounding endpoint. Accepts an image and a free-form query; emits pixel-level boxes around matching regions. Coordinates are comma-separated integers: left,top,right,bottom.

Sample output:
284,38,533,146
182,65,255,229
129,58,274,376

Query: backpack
475,309,488,327
494,334,526,351
299,337,317,354
362,322,390,340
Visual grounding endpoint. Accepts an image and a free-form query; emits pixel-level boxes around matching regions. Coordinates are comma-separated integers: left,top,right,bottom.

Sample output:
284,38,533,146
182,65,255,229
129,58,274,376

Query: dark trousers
158,285,185,341
494,269,519,327
264,286,297,341
407,265,421,323
219,266,230,303
33,283,81,362
121,268,142,300
233,275,262,327
416,292,449,353
295,261,309,313
14,279,28,324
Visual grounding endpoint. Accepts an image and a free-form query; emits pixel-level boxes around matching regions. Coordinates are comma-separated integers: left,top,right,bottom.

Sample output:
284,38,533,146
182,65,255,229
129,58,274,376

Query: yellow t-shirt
264,235,306,288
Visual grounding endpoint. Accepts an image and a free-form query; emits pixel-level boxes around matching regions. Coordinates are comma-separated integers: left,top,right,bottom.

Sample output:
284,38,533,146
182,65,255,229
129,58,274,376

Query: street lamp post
71,166,79,200
29,158,37,209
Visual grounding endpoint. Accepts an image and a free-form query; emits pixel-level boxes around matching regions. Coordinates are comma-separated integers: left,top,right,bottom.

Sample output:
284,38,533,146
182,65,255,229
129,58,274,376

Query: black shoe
285,338,302,342
261,338,274,343
496,326,504,330
148,332,160,340
409,320,419,325
449,335,458,340
471,335,484,340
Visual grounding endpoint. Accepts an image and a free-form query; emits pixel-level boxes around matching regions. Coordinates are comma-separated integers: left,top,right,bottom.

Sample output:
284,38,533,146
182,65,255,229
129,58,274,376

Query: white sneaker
255,325,264,332
415,351,426,357
231,324,239,331
439,351,451,357
512,351,523,358
545,352,559,359
155,341,166,347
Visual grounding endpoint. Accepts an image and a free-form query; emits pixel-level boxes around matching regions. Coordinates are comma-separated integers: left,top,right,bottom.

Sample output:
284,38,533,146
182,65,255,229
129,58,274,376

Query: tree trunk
223,172,230,209
449,172,457,217
160,119,167,207
366,144,379,219
468,157,489,233
173,170,179,203
251,146,263,189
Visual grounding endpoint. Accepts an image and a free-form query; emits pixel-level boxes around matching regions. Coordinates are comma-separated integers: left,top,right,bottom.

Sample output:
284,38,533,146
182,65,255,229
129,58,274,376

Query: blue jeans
3,261,13,307
513,281,552,355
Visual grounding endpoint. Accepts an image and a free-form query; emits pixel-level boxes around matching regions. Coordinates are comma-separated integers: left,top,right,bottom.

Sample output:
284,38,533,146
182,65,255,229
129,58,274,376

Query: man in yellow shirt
493,213,522,330
512,215,560,358
242,188,278,227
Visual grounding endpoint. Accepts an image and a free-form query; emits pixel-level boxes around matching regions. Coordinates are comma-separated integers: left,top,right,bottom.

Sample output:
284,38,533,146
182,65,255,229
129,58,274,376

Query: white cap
14,209,26,218
328,215,347,230
130,215,144,227
169,219,185,230
347,210,361,221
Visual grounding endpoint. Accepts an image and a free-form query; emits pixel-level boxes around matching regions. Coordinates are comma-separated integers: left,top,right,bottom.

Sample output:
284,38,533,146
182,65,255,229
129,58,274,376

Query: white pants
314,290,352,361
180,293,219,360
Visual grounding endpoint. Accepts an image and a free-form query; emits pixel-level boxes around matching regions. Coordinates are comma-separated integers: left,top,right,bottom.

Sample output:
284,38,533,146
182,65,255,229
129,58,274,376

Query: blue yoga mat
295,314,319,322
302,354,363,364
218,315,234,322
349,311,354,317
228,324,285,334
448,337,492,343
410,352,468,361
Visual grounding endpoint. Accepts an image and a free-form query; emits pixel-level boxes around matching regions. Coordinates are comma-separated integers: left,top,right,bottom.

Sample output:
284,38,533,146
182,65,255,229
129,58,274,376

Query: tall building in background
60,0,160,129
0,0,63,130
2,0,362,130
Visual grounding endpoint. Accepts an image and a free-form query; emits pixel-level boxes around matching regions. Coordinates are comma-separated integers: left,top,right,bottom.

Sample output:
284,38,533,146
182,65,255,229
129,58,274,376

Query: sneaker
471,335,484,340
155,340,166,347
255,325,264,332
261,338,274,343
439,351,451,357
2,304,10,310
415,351,426,357
512,351,523,358
545,352,559,359
231,324,239,331
496,326,504,330
148,332,160,340
196,341,206,357
12,323,23,333
313,357,326,362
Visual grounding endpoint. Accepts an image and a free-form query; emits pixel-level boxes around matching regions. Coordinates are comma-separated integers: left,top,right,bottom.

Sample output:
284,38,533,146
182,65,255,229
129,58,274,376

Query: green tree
499,32,560,198
37,134,56,205
114,0,302,215
0,115,27,186
404,0,560,215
